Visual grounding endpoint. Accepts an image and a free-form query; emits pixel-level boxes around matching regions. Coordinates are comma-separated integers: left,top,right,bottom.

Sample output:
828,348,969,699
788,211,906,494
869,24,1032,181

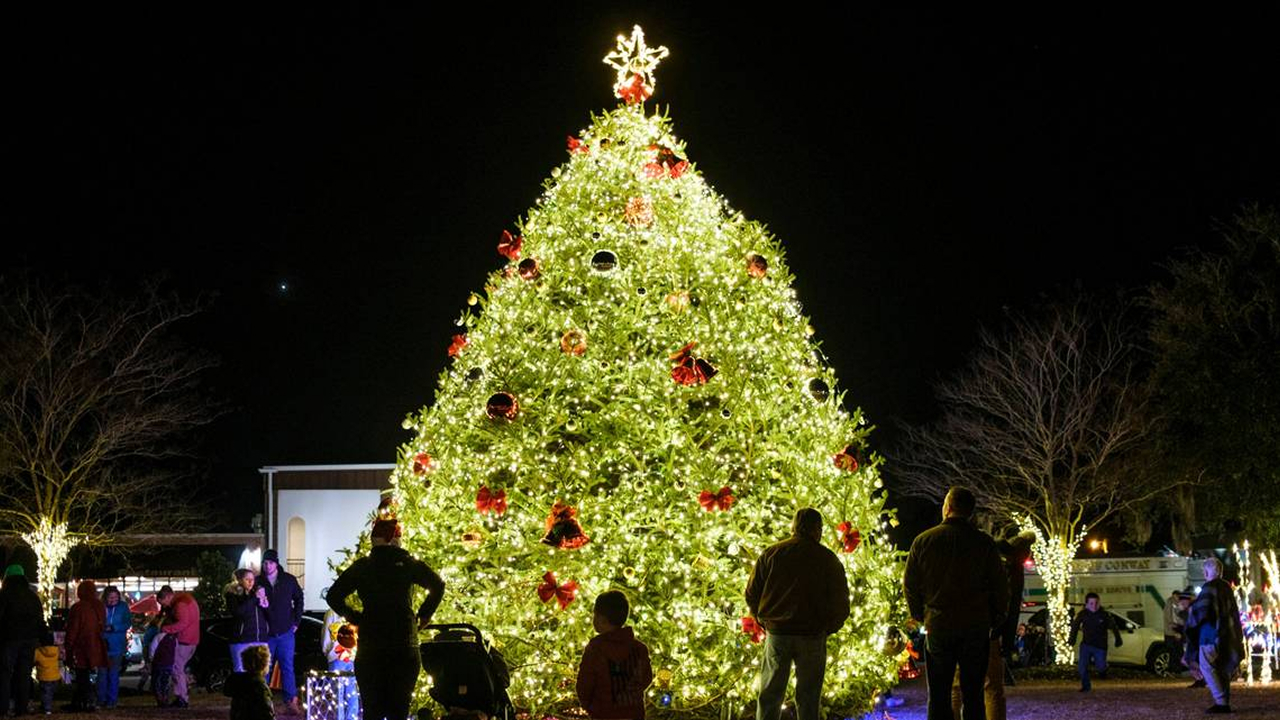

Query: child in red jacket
576,591,653,720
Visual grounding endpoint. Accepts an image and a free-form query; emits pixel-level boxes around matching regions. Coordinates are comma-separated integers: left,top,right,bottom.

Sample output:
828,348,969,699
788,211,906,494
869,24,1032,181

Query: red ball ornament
746,253,769,279
833,445,860,472
518,258,540,280
411,452,438,475
624,197,654,228
486,392,519,421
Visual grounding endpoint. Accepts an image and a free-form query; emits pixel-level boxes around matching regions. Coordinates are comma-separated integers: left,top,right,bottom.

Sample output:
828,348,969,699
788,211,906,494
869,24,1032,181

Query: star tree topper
603,25,669,103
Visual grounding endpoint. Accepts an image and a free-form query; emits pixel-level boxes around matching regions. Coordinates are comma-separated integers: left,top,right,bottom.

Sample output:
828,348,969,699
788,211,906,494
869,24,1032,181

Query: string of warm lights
1233,542,1277,684
1258,549,1280,684
1018,516,1085,666
20,517,78,618
330,27,904,720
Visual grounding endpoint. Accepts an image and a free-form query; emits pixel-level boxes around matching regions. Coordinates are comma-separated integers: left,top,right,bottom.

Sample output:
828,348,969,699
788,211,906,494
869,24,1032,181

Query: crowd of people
0,491,1258,720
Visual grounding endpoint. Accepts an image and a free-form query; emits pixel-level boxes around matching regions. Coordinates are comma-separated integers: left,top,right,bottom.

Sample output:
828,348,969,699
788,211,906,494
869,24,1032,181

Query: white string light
1019,515,1086,665
20,517,79,618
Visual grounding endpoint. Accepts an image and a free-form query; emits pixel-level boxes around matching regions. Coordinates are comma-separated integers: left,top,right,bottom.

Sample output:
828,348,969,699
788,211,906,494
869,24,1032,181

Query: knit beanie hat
3,564,25,578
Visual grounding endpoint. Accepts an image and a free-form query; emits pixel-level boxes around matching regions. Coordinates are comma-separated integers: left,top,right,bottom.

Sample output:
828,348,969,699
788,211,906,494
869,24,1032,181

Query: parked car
1024,607,1177,674
189,611,328,691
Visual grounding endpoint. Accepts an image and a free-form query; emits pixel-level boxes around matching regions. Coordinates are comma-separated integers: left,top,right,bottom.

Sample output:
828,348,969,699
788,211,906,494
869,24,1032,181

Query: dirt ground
32,676,1280,720
885,675,1280,720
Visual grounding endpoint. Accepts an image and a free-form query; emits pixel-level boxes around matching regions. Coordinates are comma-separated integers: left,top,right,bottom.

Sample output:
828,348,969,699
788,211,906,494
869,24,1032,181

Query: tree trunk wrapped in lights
19,518,78,618
1019,517,1086,666
342,27,904,719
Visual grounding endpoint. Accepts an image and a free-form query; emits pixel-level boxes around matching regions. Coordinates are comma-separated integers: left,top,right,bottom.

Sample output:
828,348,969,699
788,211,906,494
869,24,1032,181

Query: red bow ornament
670,342,718,386
643,145,689,179
616,73,652,104
833,445,860,472
447,334,469,358
698,486,735,512
475,486,508,515
497,230,523,261
837,521,861,553
741,617,766,644
566,135,589,155
537,571,578,610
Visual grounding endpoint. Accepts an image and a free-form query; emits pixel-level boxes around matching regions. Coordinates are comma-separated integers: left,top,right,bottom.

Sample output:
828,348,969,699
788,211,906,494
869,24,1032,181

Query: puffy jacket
0,575,47,644
162,593,201,645
65,581,108,668
256,571,304,637
35,645,61,682
102,600,131,657
228,589,270,644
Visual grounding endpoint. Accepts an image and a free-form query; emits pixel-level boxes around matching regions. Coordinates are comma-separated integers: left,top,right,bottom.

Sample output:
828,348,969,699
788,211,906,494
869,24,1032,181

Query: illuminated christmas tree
381,27,903,718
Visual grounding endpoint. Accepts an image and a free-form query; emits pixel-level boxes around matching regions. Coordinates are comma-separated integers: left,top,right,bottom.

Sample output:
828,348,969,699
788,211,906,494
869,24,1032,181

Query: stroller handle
422,622,486,644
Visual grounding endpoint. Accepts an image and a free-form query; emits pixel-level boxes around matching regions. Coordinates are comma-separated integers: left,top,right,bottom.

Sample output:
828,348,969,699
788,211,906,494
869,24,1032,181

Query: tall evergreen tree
354,29,903,716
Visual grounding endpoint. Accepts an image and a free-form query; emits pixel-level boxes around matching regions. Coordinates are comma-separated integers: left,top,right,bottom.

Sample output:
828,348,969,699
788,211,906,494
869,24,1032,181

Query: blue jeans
1077,643,1107,689
96,654,123,706
267,631,297,702
756,633,827,720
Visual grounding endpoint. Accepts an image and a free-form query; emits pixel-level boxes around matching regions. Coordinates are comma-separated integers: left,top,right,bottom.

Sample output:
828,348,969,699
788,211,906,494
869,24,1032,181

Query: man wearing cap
257,549,306,715
1,564,47,716
327,513,445,720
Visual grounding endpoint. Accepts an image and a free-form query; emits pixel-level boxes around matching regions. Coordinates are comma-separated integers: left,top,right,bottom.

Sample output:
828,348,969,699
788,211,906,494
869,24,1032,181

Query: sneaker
170,699,188,709
1079,687,1090,692
1189,679,1207,688
1205,705,1232,714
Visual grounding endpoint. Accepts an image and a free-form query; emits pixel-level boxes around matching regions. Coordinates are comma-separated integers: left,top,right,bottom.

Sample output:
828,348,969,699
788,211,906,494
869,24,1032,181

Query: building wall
275,489,381,611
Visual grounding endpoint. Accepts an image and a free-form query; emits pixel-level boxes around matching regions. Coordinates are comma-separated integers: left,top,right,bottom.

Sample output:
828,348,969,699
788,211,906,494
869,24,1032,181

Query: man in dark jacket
903,487,1007,720
0,564,48,717
745,507,850,720
1067,593,1122,691
327,516,445,720
257,549,305,714
1186,557,1245,714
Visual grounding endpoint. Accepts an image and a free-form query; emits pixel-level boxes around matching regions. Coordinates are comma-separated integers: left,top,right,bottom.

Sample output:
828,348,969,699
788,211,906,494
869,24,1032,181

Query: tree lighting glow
20,517,78,618
1019,515,1085,665
335,27,903,719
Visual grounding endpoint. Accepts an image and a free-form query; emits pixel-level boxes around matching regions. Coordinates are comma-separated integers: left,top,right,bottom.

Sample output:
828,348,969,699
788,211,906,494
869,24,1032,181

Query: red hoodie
576,627,653,720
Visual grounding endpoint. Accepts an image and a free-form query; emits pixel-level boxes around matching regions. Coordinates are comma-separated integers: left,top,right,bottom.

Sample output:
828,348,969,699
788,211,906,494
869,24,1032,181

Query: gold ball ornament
560,329,588,356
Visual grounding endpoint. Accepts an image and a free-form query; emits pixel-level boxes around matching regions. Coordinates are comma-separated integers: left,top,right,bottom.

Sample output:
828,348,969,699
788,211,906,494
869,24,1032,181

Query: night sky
7,9,1279,532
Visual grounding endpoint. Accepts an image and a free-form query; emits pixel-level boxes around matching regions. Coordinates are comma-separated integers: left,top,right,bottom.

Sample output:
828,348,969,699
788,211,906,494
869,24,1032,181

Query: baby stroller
419,623,513,720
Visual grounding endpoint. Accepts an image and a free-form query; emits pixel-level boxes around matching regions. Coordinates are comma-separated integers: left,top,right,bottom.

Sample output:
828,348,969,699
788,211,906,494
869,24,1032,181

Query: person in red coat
64,580,108,711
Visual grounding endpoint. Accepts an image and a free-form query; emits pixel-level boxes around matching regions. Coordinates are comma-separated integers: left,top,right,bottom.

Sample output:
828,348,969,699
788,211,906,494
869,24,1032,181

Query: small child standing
34,633,61,715
325,623,360,720
225,645,275,720
150,630,178,707
576,591,653,720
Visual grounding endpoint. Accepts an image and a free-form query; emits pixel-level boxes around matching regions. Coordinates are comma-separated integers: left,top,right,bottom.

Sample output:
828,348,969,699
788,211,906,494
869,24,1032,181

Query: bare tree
893,294,1169,661
0,276,217,613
